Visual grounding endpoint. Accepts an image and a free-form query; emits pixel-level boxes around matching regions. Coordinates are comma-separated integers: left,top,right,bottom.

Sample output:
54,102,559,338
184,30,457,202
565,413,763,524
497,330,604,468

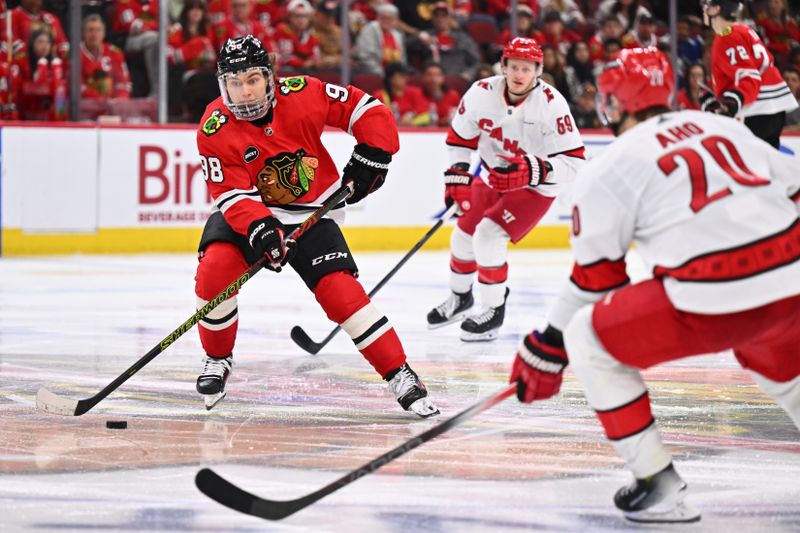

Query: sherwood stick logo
160,272,251,349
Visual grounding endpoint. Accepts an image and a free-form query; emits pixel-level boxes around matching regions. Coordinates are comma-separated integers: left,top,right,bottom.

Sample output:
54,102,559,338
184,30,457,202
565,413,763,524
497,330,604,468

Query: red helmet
502,37,543,65
597,47,674,116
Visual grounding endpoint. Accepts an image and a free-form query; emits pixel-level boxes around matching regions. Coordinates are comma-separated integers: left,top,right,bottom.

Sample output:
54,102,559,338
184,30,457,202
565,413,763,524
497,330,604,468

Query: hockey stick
195,382,516,520
290,202,459,354
36,184,354,416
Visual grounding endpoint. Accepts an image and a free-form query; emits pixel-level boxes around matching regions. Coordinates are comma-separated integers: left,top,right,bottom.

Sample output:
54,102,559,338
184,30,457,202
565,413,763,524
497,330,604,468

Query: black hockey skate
459,288,509,342
426,290,474,329
614,463,701,523
384,363,440,418
196,354,233,410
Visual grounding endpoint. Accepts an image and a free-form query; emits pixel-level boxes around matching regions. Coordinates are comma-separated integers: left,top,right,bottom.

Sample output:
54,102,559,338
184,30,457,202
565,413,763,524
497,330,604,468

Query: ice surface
1,251,798,532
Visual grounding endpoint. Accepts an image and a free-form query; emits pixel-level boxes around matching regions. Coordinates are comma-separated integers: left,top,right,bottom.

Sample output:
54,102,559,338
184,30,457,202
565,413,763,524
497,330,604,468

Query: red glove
444,163,473,214
509,327,568,403
488,154,549,191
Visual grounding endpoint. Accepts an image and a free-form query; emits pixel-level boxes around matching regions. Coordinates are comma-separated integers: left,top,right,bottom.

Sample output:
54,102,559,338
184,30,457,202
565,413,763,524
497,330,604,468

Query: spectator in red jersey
535,11,581,57
114,0,159,96
372,61,427,126
253,0,287,29
755,0,800,62
11,0,69,60
212,0,271,50
81,14,131,99
677,62,706,111
565,41,595,101
168,0,216,71
410,2,480,81
589,16,636,67
271,0,320,72
0,58,20,119
588,16,626,64
206,0,231,25
418,61,460,126
496,4,536,59
18,28,65,120
354,3,405,76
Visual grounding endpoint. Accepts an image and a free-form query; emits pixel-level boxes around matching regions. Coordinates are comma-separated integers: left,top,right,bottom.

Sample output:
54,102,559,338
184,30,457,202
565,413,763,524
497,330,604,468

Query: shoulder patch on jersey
720,26,732,36
543,86,554,102
256,149,319,204
201,109,228,136
477,80,490,91
278,76,308,95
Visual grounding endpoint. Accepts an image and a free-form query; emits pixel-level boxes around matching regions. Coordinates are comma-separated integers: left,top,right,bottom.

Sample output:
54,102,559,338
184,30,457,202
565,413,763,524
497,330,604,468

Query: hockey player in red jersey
509,47,800,523
193,35,439,418
426,37,586,341
701,0,797,148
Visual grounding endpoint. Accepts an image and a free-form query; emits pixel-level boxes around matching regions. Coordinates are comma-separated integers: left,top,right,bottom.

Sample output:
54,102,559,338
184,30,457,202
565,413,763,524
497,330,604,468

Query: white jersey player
508,47,800,523
426,37,586,341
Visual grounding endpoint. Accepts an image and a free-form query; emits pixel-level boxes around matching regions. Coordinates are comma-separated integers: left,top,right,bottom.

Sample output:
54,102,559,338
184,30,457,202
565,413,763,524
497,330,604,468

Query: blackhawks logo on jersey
202,109,228,136
278,76,308,95
256,149,319,204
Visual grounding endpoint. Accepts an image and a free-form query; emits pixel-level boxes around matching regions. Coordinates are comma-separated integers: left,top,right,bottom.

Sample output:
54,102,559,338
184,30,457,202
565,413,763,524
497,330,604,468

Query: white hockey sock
450,226,476,294
566,306,672,478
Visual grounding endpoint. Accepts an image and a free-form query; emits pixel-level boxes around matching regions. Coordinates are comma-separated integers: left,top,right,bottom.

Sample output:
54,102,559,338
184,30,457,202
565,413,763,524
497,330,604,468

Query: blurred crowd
0,0,798,125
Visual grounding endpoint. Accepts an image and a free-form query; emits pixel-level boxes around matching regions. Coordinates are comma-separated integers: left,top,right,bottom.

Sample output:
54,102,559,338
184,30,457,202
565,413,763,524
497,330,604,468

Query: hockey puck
105,420,127,429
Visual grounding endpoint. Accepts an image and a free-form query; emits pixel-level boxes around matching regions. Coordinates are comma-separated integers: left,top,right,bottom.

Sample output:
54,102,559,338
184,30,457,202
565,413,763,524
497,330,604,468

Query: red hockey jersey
10,7,68,60
271,23,320,69
212,18,271,51
80,43,132,98
112,0,159,35
167,25,216,70
710,24,797,118
197,75,399,233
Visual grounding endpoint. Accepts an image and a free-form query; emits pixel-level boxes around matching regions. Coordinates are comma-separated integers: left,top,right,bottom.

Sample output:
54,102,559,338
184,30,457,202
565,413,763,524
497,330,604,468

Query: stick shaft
195,383,517,520
293,203,458,353
50,185,353,415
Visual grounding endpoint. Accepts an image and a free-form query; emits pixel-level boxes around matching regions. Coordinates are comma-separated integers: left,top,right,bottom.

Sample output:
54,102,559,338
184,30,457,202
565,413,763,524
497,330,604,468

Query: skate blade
459,329,500,342
407,397,441,418
203,391,227,411
623,502,701,523
427,309,472,330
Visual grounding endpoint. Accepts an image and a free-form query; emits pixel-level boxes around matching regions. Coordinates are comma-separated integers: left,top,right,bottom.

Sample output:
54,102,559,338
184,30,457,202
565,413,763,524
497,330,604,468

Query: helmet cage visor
217,66,275,120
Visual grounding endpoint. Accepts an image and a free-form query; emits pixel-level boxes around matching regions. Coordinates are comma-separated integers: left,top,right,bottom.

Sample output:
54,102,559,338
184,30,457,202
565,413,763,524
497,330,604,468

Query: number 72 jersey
560,110,800,319
710,24,797,118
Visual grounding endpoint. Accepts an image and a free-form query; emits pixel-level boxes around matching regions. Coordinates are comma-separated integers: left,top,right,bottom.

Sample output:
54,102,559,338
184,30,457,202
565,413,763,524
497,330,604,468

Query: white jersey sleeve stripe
347,94,382,135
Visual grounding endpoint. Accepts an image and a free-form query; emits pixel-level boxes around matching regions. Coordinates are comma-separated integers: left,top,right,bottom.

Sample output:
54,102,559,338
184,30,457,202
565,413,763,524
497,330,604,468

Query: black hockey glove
342,143,392,204
701,92,740,118
247,216,296,272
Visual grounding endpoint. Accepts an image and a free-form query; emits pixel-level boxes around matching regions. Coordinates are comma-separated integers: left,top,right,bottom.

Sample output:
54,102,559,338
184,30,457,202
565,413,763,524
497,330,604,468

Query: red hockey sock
195,243,246,357
314,271,406,376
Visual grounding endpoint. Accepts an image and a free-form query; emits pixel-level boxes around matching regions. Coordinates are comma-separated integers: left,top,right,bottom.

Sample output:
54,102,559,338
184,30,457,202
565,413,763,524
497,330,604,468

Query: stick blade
195,468,304,521
290,326,322,355
36,388,80,416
